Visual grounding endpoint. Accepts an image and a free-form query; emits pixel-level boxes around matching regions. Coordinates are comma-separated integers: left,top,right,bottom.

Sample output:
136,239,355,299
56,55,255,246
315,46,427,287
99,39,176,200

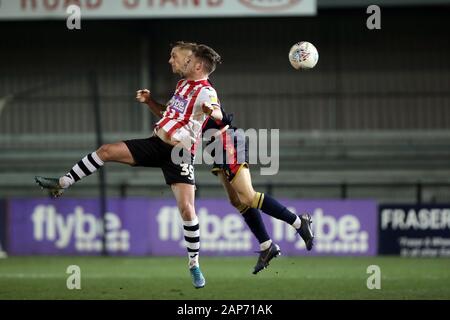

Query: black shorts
124,136,195,185
210,129,249,183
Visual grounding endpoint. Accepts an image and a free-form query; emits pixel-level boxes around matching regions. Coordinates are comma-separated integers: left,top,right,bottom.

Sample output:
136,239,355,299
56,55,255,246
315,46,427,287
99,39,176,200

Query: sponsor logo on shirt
168,95,188,113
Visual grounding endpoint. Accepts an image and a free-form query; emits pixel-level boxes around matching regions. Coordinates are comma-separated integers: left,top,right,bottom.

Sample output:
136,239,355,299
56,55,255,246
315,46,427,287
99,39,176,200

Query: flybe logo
156,206,371,254
157,206,253,251
273,207,370,253
31,205,130,252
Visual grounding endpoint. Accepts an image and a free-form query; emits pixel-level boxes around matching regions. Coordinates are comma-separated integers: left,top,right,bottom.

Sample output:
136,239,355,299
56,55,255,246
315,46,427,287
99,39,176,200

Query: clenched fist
202,102,214,116
136,89,151,103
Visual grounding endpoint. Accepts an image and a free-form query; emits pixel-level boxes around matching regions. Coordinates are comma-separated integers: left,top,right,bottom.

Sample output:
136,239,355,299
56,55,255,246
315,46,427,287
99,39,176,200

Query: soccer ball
288,41,319,70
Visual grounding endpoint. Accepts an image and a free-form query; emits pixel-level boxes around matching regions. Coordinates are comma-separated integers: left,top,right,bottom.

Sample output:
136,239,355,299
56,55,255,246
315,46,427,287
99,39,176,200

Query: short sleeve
196,86,220,108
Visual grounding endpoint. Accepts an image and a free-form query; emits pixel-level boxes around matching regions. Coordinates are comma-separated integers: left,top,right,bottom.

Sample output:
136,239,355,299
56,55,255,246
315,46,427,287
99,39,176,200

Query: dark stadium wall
0,6,449,201
0,7,449,134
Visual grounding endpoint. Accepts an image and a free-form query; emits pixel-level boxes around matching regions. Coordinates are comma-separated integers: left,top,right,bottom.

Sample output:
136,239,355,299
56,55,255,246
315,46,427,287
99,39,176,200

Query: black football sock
240,206,271,245
252,193,301,229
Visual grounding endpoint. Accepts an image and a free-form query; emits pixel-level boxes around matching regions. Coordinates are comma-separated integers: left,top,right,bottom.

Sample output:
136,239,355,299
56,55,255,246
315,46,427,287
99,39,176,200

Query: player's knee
240,192,256,208
179,202,195,220
97,144,114,161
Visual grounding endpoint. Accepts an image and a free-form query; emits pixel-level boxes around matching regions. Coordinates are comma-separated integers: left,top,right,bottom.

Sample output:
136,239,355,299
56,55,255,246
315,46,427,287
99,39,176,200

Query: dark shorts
124,136,195,185
210,129,249,183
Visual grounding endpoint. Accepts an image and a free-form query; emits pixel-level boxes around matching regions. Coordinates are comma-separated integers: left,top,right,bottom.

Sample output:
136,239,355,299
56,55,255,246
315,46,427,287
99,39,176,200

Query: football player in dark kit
202,102,314,274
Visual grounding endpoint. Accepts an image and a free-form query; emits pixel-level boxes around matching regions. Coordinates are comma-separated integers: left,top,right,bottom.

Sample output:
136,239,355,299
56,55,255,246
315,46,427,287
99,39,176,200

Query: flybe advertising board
7,198,377,256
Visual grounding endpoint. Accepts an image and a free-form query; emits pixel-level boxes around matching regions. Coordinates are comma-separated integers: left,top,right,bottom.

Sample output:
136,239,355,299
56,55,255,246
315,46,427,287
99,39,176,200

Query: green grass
0,256,449,300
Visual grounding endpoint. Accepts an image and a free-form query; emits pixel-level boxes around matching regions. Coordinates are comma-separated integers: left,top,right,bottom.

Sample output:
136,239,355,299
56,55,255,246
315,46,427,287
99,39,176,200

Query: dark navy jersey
202,104,235,133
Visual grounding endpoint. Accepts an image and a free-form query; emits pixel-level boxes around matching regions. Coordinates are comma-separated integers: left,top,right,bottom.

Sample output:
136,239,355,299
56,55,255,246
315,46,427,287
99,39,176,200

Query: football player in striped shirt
35,41,223,289
137,46,288,276
202,104,314,275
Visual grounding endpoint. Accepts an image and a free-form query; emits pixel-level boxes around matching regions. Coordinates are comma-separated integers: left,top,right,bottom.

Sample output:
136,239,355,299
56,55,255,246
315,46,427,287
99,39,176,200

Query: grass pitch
0,256,449,300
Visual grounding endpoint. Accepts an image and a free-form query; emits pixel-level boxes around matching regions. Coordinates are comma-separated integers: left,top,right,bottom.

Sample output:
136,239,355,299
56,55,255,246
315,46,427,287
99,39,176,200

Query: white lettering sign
0,0,316,19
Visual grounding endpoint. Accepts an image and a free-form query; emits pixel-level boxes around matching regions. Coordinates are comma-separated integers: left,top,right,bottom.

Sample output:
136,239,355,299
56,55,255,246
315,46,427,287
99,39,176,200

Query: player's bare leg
171,183,205,288
95,142,136,165
217,171,280,274
35,142,135,197
231,167,314,250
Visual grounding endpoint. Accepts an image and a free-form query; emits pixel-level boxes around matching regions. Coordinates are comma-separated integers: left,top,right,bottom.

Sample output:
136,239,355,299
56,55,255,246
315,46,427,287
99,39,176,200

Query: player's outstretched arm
136,89,166,118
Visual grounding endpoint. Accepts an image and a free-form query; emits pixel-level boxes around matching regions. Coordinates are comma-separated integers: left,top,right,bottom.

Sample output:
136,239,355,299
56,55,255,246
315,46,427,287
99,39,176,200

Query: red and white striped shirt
155,78,220,153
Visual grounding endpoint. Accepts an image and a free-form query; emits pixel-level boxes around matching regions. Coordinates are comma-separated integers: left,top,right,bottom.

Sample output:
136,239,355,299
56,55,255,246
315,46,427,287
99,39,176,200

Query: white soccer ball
288,41,319,70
